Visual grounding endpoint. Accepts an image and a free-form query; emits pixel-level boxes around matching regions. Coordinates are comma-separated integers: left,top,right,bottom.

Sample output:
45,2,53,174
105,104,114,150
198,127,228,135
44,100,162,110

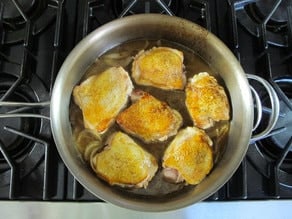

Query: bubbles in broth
70,39,230,196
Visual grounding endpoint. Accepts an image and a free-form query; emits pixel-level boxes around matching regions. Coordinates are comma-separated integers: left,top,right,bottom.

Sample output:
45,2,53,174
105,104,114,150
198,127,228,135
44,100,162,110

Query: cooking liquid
70,39,230,196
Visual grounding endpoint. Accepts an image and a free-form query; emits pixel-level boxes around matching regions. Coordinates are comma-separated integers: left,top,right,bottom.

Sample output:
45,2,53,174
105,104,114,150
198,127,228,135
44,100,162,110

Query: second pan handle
247,74,280,143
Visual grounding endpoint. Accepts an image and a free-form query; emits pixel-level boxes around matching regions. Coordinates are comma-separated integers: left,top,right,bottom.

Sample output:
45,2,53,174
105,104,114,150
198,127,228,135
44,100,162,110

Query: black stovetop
0,0,292,201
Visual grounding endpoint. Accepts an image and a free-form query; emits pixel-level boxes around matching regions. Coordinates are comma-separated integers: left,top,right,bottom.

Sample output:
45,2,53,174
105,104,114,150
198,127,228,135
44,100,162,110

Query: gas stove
0,0,291,202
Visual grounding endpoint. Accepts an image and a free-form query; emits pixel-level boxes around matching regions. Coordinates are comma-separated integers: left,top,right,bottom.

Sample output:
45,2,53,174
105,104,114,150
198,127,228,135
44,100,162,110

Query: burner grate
0,0,96,201
0,0,59,44
114,0,178,17
269,137,292,197
234,0,292,47
0,139,18,199
76,0,212,41
0,126,49,200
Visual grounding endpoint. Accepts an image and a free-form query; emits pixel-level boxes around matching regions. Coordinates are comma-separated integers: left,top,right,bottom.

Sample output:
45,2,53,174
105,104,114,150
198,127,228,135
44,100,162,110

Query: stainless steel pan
0,14,279,212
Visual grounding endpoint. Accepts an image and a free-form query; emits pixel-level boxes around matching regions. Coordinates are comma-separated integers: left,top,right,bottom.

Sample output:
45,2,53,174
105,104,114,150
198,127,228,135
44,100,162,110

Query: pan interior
69,39,230,197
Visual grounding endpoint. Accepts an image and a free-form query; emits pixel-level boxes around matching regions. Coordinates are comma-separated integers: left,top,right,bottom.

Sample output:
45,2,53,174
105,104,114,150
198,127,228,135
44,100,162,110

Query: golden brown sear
116,90,183,143
162,127,213,185
73,67,133,134
132,47,186,90
91,131,158,188
185,72,230,129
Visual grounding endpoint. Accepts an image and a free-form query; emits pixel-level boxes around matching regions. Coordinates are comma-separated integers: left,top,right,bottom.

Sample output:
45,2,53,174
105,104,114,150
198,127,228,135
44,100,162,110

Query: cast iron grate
0,0,97,201
76,0,212,41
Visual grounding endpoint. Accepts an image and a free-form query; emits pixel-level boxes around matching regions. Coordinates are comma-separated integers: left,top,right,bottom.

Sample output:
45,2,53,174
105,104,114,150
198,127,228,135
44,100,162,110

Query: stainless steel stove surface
0,0,292,203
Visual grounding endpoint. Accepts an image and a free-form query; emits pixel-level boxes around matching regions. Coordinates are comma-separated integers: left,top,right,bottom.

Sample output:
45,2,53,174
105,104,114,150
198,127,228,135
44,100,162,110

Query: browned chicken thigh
185,72,230,129
132,47,186,90
162,127,213,185
91,131,158,188
73,67,133,134
116,90,183,143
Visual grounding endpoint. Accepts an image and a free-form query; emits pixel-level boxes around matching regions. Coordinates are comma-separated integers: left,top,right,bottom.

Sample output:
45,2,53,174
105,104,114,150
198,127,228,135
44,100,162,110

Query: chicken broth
70,39,230,196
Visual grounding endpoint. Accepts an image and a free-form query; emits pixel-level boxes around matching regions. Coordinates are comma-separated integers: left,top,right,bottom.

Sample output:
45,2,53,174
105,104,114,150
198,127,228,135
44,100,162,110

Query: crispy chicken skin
116,90,183,143
185,72,230,129
91,131,158,188
73,67,133,134
162,127,213,185
132,47,186,90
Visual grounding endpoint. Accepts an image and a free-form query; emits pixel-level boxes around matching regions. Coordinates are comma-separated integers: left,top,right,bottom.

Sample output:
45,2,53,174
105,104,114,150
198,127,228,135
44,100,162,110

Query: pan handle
0,101,51,120
247,74,280,143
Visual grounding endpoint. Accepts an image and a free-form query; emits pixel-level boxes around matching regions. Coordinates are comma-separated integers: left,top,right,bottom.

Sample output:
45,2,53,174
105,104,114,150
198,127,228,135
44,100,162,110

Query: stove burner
270,103,292,152
1,0,58,44
259,77,292,162
0,73,50,184
0,75,39,169
246,2,288,33
0,94,38,165
2,0,47,30
254,0,289,23
235,0,291,47
248,77,292,188
114,0,178,17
